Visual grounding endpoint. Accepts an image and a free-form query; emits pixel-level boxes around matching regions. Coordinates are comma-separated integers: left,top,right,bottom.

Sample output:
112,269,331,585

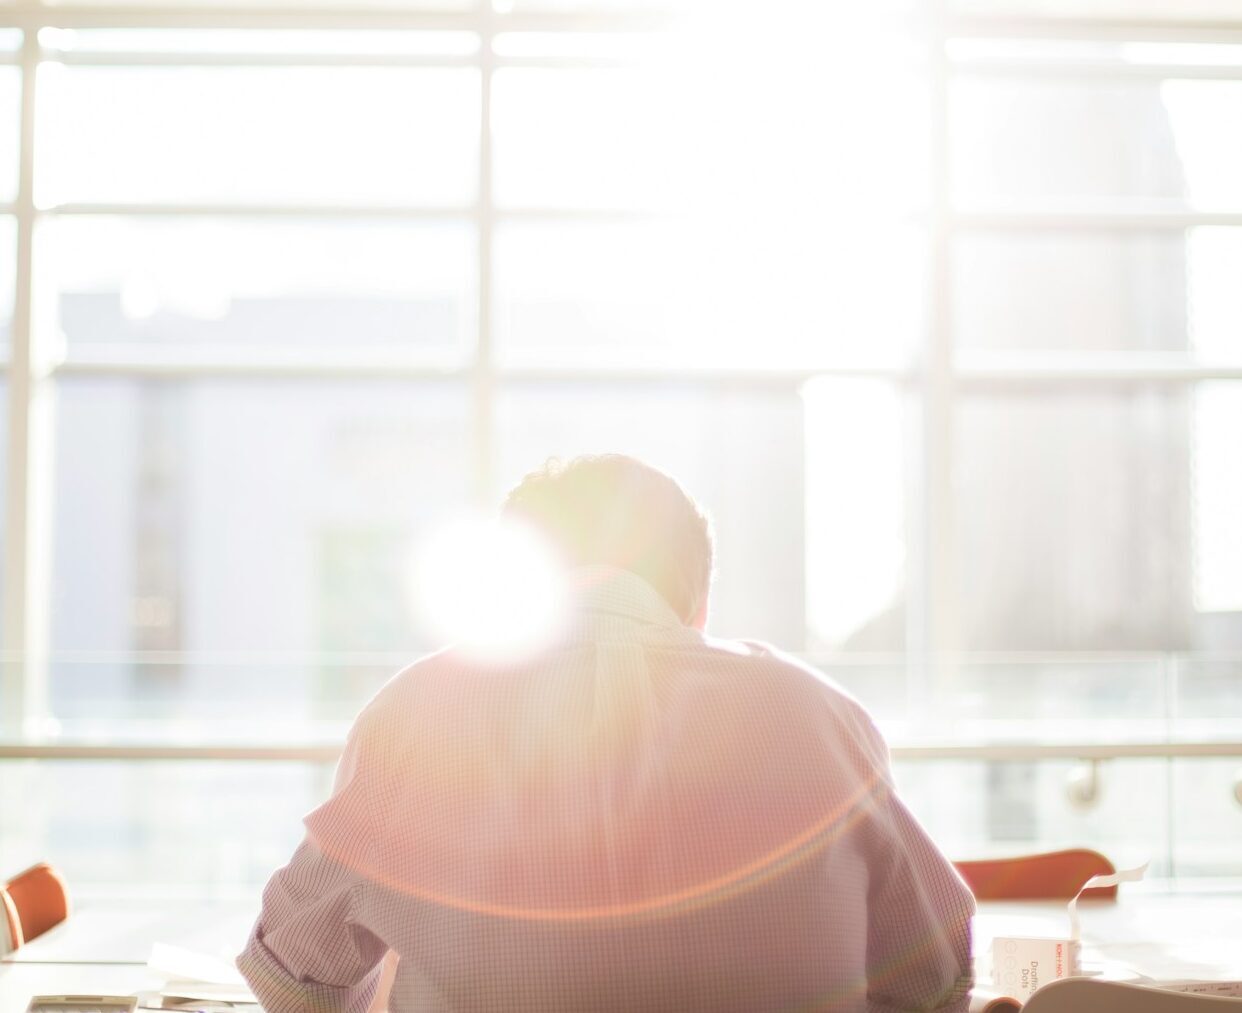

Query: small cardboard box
991,936,1081,1002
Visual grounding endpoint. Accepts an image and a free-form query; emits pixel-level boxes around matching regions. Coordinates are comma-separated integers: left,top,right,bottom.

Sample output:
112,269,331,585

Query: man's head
502,455,714,628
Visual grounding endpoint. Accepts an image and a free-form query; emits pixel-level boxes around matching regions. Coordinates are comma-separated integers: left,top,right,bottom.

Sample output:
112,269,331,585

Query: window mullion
2,27,54,738
473,3,496,508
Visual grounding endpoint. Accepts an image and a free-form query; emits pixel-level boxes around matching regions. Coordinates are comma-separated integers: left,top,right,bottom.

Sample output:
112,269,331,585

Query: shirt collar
569,565,686,630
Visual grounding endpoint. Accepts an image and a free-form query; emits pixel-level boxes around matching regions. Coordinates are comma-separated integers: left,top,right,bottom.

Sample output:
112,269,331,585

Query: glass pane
493,66,680,210
1177,657,1242,743
492,13,927,360
955,233,1188,351
494,221,922,368
0,382,6,648
946,658,1167,742
804,378,909,653
957,390,1197,652
0,65,19,202
493,22,928,218
496,384,807,648
1161,80,1242,207
493,221,685,366
37,65,480,206
1193,383,1242,614
51,378,473,730
685,20,928,216
1190,228,1242,356
853,656,1170,758
42,217,475,361
1170,663,1242,876
960,386,1242,652
842,656,1170,747
1171,759,1242,879
0,759,333,896
48,656,402,739
894,758,1169,874
953,76,1242,204
956,227,1242,352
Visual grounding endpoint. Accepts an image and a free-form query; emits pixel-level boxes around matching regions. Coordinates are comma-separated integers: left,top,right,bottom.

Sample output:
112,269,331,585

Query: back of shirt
240,569,973,1013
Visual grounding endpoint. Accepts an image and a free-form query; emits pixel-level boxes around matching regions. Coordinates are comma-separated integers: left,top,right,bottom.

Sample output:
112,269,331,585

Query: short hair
502,455,714,623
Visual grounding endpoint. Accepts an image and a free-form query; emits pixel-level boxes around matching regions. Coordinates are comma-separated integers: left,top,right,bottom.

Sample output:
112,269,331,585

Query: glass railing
2,651,1239,895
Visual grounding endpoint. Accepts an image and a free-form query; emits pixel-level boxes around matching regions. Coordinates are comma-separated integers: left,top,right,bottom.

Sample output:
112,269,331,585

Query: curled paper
1067,860,1149,940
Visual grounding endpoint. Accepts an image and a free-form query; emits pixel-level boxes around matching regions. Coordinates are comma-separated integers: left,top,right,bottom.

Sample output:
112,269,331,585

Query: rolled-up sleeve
864,789,975,1012
239,723,387,1013
837,704,974,1012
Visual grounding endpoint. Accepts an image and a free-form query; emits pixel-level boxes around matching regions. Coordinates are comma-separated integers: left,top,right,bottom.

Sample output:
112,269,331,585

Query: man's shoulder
704,635,866,707
347,648,460,731
697,636,891,768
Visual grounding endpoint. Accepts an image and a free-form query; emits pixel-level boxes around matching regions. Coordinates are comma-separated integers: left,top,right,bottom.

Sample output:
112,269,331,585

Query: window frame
0,0,1239,768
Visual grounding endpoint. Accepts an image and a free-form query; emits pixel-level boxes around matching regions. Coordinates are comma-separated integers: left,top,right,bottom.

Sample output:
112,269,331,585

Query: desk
0,965,169,1013
3,890,1240,1013
3,905,257,967
974,892,1242,986
0,903,256,1013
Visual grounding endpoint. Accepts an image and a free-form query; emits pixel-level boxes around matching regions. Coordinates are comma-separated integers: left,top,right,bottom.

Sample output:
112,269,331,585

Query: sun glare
412,516,568,665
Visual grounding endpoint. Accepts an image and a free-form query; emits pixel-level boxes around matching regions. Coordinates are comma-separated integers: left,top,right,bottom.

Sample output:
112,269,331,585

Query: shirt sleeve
856,713,975,1012
238,724,388,1013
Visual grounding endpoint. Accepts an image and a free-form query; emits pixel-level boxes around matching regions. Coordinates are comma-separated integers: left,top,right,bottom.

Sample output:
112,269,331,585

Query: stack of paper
147,942,257,1006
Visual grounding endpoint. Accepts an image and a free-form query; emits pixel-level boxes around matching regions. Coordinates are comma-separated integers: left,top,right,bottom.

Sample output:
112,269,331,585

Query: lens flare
412,516,567,664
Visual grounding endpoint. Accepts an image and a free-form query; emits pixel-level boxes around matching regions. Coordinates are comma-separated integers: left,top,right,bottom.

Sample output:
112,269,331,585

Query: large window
0,0,1239,894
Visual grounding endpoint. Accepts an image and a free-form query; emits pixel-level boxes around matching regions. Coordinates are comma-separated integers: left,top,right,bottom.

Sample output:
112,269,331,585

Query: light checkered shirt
239,567,973,1012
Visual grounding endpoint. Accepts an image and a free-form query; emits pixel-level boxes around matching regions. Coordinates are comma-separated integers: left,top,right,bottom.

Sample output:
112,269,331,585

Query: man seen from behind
239,453,974,1012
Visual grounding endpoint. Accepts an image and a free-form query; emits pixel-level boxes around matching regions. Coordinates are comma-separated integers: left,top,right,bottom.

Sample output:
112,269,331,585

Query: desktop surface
3,887,1241,1013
